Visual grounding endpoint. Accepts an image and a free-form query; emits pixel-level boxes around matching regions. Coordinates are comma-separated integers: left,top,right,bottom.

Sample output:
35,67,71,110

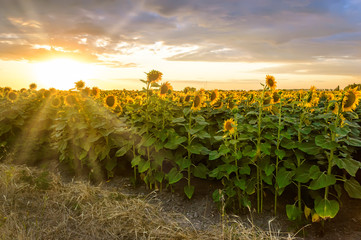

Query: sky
0,0,361,91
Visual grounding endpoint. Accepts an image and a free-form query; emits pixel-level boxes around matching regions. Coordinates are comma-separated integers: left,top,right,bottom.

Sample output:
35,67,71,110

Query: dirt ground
100,173,361,240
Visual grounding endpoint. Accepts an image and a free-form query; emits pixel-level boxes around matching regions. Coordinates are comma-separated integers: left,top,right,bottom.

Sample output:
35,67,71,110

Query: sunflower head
75,80,85,90
191,94,203,111
263,92,272,105
114,104,123,115
159,82,172,97
223,118,237,135
210,89,219,105
328,102,339,115
184,94,191,102
4,87,11,92
81,87,91,97
43,90,51,98
265,75,276,90
7,91,18,102
212,99,223,109
272,91,281,104
51,96,62,108
105,95,117,108
20,88,27,93
342,87,360,112
91,87,100,98
29,83,37,90
65,94,77,106
146,70,163,83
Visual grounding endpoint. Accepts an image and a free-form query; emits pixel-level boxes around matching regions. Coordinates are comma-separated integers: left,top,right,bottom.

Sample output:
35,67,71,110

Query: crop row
1,73,361,224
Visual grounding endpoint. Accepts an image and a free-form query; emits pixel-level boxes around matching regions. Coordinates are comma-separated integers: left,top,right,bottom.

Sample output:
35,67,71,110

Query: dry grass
0,163,296,240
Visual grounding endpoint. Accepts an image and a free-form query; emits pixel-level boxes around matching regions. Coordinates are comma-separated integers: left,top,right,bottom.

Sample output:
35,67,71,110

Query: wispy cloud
0,0,360,79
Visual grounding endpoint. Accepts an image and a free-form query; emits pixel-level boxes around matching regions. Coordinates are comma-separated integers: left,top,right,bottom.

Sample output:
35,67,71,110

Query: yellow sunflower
223,118,237,135
29,83,37,90
7,91,18,102
65,94,77,106
159,82,173,98
263,92,272,105
51,96,62,108
212,99,223,109
146,70,163,83
328,102,339,115
272,91,281,104
105,95,117,108
191,94,203,111
210,89,219,106
265,75,276,90
342,87,360,112
75,80,85,90
91,87,100,99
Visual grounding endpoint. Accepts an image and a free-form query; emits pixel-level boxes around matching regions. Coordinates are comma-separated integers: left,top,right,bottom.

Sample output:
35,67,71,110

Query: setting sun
33,58,94,90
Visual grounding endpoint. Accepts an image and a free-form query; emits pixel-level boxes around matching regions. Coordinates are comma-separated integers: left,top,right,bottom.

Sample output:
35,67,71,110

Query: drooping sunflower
328,102,339,115
265,75,276,90
81,87,91,97
210,89,219,106
184,94,191,102
7,91,18,102
75,80,85,90
105,95,117,108
263,92,272,105
159,82,173,98
29,83,37,90
272,91,281,104
191,93,203,111
342,87,360,112
304,90,319,108
223,118,237,135
146,70,163,83
91,87,100,98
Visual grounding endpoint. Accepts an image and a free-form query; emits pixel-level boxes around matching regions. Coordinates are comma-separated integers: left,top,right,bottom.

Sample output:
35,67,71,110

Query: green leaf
212,189,222,202
209,150,221,160
286,204,302,221
260,142,271,155
315,199,339,219
193,164,208,179
309,165,322,180
167,168,183,184
235,179,246,190
184,185,195,199
105,157,117,172
143,136,156,147
176,157,191,170
276,167,295,188
315,135,338,150
275,149,286,160
334,156,361,177
131,155,141,167
138,159,150,173
116,146,128,157
297,142,320,155
164,136,187,150
154,171,164,182
344,178,361,199
239,165,251,175
172,117,186,123
264,164,275,176
196,130,211,139
187,143,204,154
309,173,336,190
294,164,311,183
344,137,361,147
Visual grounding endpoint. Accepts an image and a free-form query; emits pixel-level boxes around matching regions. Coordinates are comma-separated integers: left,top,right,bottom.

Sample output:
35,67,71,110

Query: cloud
0,0,360,74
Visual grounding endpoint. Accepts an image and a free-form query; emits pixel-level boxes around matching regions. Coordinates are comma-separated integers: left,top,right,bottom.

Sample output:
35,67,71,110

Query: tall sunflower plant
169,91,211,199
309,87,361,223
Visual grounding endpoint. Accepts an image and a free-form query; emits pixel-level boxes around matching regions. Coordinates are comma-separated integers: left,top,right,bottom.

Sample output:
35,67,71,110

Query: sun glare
33,58,94,90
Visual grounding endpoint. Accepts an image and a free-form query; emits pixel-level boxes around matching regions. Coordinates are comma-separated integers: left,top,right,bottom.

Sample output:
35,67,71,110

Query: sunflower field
1,71,361,225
